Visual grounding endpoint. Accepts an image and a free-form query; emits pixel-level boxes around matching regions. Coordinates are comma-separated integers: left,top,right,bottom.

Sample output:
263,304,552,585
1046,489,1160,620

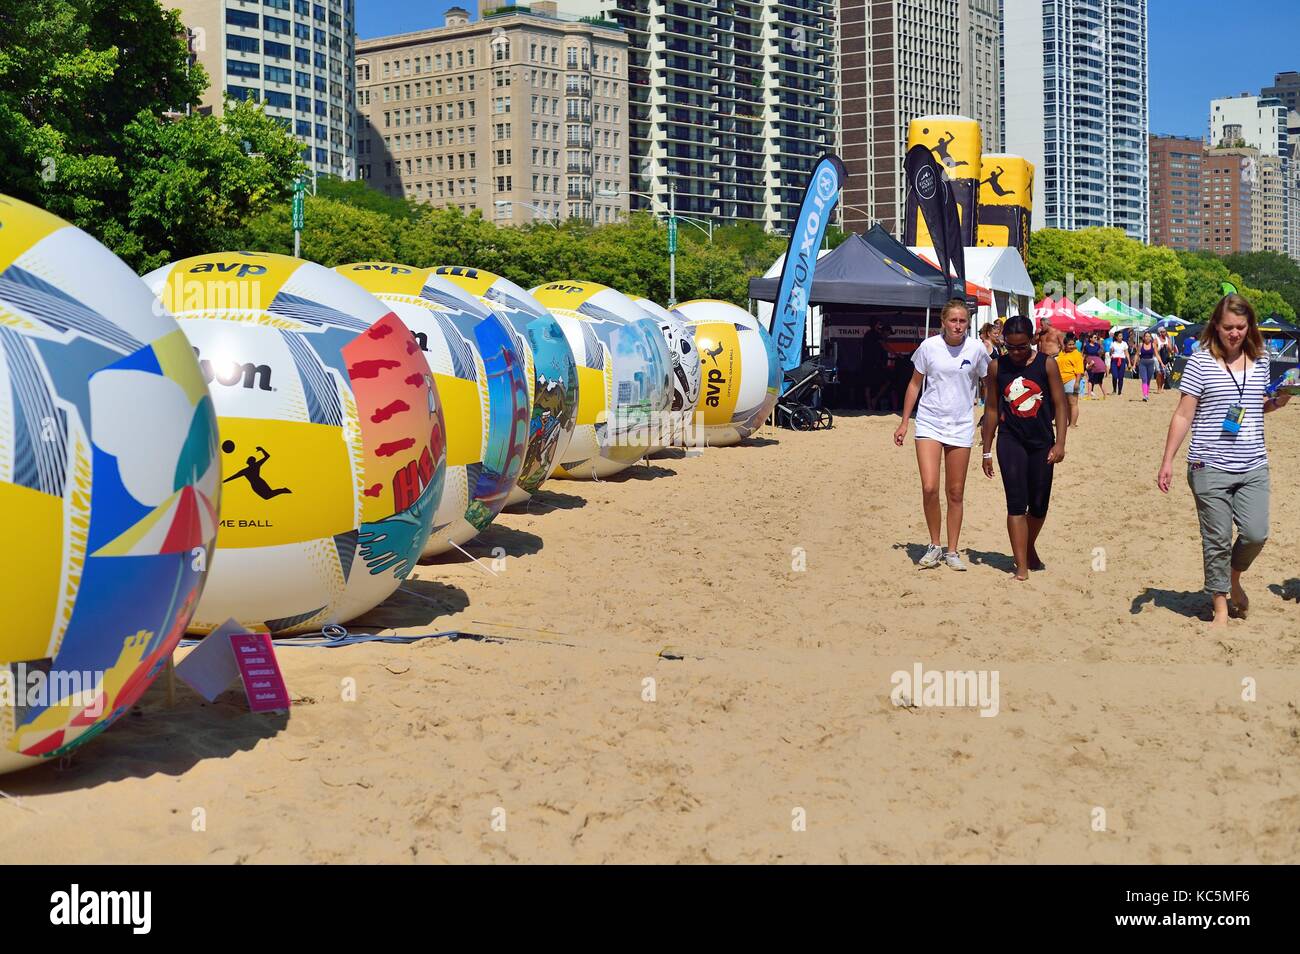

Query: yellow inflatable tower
904,115,982,248
976,154,1034,264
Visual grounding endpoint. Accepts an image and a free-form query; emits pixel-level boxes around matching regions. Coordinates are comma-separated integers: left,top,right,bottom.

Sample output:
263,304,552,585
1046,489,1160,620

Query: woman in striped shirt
1157,294,1291,626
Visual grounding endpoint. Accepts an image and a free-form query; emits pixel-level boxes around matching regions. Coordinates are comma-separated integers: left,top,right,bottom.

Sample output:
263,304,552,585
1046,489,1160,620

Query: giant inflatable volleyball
675,299,780,447
336,263,529,555
0,195,220,774
433,266,578,506
530,281,673,478
634,296,701,445
144,253,444,635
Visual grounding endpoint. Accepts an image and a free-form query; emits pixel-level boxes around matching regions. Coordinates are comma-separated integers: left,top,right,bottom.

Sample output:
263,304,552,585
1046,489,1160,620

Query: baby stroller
776,356,836,430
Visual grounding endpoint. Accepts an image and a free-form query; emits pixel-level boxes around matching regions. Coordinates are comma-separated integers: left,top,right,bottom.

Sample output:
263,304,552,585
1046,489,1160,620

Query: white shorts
914,418,976,448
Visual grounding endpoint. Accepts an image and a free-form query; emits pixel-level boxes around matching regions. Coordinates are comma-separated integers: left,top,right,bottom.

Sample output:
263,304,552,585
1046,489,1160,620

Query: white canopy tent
908,246,1035,333
751,248,831,355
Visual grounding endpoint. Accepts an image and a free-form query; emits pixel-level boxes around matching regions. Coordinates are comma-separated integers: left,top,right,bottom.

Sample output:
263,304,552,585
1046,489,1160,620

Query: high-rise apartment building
1209,94,1290,257
1002,0,1149,241
565,0,837,231
355,5,629,225
1203,146,1256,254
838,1,1001,234
1261,72,1300,123
173,0,357,179
1148,135,1204,251
1262,74,1300,262
965,0,1002,144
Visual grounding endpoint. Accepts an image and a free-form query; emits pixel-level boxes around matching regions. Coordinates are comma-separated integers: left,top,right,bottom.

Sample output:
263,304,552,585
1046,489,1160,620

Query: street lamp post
599,185,716,307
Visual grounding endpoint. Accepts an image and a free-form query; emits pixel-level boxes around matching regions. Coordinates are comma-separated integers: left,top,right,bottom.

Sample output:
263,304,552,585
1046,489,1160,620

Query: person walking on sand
894,299,992,571
1156,294,1291,627
1156,327,1176,391
1110,330,1130,396
1082,331,1106,398
1135,331,1164,402
980,316,1069,581
1037,314,1063,357
1055,333,1085,426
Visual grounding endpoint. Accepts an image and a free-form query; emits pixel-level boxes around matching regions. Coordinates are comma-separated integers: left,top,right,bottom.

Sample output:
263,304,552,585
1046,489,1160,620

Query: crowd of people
890,295,1290,622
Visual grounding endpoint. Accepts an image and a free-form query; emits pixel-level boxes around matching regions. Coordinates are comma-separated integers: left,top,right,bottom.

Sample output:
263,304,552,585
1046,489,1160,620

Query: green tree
233,195,400,267
0,0,303,269
1221,250,1300,317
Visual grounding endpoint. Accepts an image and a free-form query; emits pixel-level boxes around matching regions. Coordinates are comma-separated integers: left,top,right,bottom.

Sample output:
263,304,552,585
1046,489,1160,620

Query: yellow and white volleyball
144,253,444,635
0,195,218,774
431,266,579,506
675,299,780,447
530,281,673,478
335,263,529,555
634,296,701,445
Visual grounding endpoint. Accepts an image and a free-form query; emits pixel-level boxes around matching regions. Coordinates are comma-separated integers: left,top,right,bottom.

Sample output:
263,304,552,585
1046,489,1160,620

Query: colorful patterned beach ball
634,296,701,446
433,266,578,506
0,195,219,774
530,281,673,478
675,299,780,447
144,253,444,635
336,263,529,555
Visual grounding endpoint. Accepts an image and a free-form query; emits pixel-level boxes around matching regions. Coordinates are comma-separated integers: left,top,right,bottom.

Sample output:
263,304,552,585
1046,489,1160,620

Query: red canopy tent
1033,296,1109,334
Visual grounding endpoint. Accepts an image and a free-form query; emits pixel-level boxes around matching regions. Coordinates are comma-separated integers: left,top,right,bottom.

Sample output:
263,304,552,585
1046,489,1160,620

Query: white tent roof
1076,296,1109,316
908,246,1034,298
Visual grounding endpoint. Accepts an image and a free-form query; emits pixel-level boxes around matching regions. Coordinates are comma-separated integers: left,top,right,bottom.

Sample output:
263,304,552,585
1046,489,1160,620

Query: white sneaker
918,544,943,568
943,550,968,571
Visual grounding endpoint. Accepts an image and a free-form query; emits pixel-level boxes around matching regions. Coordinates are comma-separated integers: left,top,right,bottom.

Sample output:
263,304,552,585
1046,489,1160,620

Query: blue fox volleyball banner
771,154,846,383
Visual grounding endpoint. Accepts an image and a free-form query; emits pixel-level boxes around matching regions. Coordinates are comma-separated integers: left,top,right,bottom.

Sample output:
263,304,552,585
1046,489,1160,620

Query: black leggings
997,434,1054,518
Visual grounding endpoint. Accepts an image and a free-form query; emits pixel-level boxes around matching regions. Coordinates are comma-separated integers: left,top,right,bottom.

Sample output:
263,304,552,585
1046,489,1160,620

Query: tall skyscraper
564,0,837,231
1001,0,1149,241
1262,73,1300,262
1209,94,1290,257
839,1,1001,235
1203,146,1257,255
356,5,629,225
173,0,357,179
1149,135,1204,251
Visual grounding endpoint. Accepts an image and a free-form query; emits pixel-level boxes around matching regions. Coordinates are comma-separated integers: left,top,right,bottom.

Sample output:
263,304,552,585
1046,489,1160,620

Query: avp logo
542,283,584,294
193,347,273,391
187,261,267,279
915,165,937,200
349,263,412,275
411,331,431,352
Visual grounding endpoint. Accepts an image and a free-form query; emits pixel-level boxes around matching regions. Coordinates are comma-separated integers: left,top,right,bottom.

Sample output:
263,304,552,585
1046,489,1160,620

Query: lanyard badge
1222,361,1248,434
1222,404,1245,434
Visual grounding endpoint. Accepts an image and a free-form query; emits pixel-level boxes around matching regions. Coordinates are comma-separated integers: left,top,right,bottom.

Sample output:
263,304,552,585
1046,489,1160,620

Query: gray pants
1187,463,1270,594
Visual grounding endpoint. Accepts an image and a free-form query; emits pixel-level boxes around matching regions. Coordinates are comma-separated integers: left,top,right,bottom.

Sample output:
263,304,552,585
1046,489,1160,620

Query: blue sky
358,1,1300,139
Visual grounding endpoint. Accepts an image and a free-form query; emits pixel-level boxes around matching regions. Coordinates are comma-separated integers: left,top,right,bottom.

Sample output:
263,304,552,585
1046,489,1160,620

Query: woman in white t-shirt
1109,332,1131,396
893,299,993,570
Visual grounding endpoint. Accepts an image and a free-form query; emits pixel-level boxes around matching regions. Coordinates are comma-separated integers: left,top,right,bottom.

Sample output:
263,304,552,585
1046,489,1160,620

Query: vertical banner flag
771,154,846,383
904,143,966,300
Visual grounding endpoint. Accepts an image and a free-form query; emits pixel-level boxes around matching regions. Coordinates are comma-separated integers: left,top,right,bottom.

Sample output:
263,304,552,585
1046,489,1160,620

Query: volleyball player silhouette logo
1004,376,1044,418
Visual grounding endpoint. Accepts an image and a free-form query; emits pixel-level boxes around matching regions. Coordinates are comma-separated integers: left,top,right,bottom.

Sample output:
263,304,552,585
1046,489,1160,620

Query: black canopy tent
749,231,953,409
748,232,952,309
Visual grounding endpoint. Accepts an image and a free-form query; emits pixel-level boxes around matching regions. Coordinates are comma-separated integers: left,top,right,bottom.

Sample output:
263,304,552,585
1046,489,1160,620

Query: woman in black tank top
980,317,1070,581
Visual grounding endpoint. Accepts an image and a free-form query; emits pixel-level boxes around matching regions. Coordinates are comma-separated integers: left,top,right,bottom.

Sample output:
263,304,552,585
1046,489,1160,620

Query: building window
226,9,259,28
